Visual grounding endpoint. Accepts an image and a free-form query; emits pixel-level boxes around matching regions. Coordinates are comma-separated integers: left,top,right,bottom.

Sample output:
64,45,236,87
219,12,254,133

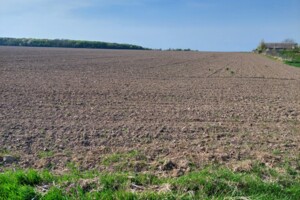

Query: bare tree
256,39,266,53
282,38,296,43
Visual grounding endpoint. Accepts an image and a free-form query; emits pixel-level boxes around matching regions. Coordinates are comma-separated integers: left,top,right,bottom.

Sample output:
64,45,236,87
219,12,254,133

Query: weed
272,149,281,155
102,150,145,168
122,127,129,133
102,153,123,166
38,151,54,159
40,128,47,135
0,149,10,156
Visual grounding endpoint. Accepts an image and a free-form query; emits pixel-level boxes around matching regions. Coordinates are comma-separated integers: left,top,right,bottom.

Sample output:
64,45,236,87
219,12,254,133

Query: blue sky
0,0,299,51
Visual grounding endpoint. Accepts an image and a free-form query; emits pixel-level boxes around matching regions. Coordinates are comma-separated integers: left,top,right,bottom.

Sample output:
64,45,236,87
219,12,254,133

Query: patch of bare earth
0,47,300,175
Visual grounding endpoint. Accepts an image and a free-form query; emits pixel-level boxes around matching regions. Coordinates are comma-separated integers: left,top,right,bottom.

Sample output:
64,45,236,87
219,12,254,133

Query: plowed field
1,47,300,174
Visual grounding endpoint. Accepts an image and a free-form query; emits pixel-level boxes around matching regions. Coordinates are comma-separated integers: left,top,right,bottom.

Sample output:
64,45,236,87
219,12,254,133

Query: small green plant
273,149,281,155
38,151,54,159
102,153,123,166
102,150,144,167
0,149,10,155
122,127,129,133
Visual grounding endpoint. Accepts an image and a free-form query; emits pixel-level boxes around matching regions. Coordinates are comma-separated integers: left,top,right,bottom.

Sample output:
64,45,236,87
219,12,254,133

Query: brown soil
1,47,300,173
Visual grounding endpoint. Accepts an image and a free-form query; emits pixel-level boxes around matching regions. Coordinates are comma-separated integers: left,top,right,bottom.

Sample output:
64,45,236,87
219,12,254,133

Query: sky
0,0,299,51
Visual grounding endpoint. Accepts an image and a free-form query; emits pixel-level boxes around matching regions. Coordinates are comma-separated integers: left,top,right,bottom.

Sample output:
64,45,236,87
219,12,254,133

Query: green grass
259,48,300,68
284,61,300,67
0,164,299,200
279,49,300,68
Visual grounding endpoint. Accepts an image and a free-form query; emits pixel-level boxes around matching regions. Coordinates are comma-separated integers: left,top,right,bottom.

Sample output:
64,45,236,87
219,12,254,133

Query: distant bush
0,37,149,50
166,48,193,51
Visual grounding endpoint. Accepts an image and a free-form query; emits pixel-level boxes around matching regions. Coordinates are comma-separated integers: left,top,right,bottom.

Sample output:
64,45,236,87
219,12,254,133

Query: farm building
265,42,297,50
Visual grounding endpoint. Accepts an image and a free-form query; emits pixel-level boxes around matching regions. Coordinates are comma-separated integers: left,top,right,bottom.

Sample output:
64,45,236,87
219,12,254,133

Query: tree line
0,37,149,50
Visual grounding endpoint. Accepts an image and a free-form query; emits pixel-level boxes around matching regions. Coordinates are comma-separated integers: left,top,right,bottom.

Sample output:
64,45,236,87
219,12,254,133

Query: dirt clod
162,160,177,171
3,155,18,164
